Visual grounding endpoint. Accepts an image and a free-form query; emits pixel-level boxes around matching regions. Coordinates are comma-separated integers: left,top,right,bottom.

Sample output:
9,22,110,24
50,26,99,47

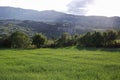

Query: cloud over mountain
67,0,93,15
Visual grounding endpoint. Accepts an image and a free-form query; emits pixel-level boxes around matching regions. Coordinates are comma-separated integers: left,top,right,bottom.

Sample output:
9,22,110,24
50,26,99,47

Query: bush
32,33,47,48
56,33,72,47
103,30,118,47
78,30,118,48
10,31,30,48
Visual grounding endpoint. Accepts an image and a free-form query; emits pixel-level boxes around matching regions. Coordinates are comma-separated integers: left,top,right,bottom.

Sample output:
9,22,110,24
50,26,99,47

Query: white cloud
67,0,93,15
86,0,120,17
0,0,120,16
0,0,72,12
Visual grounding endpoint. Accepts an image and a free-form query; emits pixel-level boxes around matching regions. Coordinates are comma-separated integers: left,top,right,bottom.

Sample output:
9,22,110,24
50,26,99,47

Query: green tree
103,30,117,46
91,32,104,47
78,32,93,47
32,33,47,48
117,30,120,39
10,31,30,48
72,33,79,45
56,33,72,47
0,37,3,47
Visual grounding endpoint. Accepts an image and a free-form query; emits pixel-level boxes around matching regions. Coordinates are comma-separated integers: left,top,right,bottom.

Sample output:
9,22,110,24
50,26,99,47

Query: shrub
32,33,47,48
10,31,30,48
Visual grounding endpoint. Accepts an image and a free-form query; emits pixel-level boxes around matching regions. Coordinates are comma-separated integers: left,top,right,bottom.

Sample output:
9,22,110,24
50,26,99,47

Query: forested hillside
0,7,120,37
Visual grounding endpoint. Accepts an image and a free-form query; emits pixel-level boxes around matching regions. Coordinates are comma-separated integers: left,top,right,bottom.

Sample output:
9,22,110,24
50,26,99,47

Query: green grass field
0,47,120,80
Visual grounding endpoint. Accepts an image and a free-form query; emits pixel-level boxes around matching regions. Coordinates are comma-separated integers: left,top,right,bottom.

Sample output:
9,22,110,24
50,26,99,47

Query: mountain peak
0,6,70,22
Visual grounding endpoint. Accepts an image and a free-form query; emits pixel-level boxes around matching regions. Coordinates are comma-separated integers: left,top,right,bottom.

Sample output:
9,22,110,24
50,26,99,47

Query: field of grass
0,47,120,80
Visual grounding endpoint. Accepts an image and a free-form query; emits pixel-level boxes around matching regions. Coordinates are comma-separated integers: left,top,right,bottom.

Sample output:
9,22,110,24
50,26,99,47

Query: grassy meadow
0,47,120,80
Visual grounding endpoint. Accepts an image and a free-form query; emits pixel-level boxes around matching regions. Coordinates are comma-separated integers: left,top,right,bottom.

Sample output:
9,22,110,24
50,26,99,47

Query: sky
0,0,120,17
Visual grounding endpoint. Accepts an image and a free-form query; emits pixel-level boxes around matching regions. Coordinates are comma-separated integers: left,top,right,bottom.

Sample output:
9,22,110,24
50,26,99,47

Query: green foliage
0,23,33,37
0,37,3,47
3,37,11,48
78,32,93,47
117,30,120,39
103,30,118,46
56,33,72,47
0,30,120,48
91,32,104,47
78,30,118,47
32,33,47,48
10,31,30,48
72,33,79,45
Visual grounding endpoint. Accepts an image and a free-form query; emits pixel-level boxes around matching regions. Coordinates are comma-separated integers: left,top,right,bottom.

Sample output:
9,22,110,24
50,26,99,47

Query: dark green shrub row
0,30,120,48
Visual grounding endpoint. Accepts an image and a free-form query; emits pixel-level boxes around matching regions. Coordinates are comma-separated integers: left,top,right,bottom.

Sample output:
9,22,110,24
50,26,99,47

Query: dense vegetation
32,33,47,48
0,30,120,48
0,20,90,38
0,47,120,80
78,31,119,47
0,7,120,80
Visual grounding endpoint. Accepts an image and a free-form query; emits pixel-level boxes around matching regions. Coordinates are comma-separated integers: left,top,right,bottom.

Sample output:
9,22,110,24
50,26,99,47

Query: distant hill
0,7,120,37
0,20,92,37
0,7,67,22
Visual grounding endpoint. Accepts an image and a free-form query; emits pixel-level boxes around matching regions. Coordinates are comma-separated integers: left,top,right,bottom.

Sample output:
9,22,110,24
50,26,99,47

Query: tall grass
0,47,120,80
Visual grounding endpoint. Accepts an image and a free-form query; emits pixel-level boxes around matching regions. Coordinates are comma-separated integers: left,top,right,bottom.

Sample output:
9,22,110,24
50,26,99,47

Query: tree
78,30,118,47
10,31,30,48
91,32,104,47
103,30,117,46
72,33,79,45
117,30,120,39
56,33,72,47
78,32,93,47
32,33,47,48
78,32,104,47
0,37,4,47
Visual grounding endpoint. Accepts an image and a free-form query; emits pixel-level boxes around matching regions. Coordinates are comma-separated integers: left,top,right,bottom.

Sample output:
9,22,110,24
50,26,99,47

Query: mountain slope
0,7,120,37
0,7,120,29
0,7,67,22
0,20,92,37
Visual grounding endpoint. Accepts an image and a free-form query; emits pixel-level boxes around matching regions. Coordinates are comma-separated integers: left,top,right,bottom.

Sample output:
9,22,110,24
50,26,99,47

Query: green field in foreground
0,47,120,80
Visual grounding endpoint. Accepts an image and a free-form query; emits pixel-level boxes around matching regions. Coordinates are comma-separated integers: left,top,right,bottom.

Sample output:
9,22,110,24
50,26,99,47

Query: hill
0,7,120,37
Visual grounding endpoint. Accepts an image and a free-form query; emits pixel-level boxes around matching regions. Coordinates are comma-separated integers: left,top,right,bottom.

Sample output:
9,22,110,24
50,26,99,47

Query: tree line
0,30,120,48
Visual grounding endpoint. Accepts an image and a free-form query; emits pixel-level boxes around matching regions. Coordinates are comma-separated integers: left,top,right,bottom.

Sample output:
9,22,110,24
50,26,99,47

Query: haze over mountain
1,0,120,16
0,7,120,37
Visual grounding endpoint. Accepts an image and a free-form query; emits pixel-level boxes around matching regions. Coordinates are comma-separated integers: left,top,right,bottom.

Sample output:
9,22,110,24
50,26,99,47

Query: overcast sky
0,0,120,17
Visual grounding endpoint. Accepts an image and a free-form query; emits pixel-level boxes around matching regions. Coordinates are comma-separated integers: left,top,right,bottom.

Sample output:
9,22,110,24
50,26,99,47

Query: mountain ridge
0,6,120,37
0,6,116,21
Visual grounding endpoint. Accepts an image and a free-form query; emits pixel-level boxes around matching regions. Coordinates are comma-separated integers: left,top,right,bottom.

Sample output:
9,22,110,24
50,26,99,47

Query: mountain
0,7,120,37
0,20,91,37
0,6,68,22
